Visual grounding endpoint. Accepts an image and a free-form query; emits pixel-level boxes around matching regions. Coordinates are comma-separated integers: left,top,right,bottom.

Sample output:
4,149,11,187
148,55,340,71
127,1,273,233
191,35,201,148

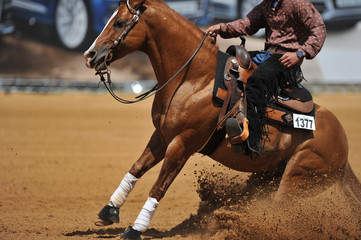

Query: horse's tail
339,161,361,207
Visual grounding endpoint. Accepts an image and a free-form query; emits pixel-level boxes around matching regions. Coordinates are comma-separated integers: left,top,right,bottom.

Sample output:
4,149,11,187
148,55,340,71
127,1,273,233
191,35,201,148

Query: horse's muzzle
84,46,112,71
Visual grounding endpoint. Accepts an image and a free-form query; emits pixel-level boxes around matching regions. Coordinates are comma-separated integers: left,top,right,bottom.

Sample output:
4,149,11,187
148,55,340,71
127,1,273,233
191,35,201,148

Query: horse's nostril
84,50,97,68
84,46,109,70
84,50,96,61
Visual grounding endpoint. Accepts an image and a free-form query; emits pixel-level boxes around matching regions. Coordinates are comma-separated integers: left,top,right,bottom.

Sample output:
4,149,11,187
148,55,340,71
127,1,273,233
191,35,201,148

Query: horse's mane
146,0,180,12
147,0,165,4
121,0,167,6
144,0,203,30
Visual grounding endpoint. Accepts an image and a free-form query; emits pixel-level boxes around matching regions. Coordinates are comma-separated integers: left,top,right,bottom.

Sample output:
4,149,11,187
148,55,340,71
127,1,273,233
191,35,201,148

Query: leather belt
266,46,289,54
266,46,303,65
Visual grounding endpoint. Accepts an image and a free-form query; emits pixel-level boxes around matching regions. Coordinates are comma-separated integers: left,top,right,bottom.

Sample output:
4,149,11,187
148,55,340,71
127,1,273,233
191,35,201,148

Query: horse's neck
142,4,217,93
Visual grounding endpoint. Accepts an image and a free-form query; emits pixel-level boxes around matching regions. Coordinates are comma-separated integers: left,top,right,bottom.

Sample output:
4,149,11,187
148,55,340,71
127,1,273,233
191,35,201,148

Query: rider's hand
279,52,303,68
206,24,221,38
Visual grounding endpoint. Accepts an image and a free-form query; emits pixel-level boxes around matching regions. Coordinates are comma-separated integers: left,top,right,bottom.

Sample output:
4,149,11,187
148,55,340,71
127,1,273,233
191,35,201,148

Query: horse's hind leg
274,148,346,202
274,107,349,202
95,131,166,226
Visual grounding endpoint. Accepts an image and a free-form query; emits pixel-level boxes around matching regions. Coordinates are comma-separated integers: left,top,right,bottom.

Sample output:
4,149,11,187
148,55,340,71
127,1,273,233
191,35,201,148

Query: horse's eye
114,20,125,29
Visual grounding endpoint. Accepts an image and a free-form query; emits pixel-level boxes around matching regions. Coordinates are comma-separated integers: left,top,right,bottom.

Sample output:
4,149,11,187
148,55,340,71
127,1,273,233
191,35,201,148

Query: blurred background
0,0,361,93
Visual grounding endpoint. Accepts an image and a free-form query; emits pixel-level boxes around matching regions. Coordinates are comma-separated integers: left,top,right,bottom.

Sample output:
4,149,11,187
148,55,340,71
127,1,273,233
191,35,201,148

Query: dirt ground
0,92,360,240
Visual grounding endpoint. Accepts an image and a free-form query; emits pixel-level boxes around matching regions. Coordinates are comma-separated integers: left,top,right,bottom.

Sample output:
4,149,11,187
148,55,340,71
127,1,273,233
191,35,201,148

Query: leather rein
96,0,209,104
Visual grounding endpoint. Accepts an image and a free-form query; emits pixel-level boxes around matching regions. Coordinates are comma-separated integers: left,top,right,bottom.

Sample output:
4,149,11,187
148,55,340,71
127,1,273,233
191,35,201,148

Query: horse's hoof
96,204,119,226
121,226,141,240
94,217,113,226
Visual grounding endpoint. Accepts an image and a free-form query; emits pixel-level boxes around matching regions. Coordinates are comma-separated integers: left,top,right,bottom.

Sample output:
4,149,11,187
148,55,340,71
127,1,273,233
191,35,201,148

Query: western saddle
216,43,314,147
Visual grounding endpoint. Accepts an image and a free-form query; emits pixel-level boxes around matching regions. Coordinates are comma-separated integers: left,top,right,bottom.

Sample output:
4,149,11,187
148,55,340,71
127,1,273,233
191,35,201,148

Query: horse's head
84,0,146,71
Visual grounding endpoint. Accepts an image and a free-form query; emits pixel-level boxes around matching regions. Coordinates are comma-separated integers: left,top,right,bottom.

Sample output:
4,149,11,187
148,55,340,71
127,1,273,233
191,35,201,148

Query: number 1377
295,117,314,130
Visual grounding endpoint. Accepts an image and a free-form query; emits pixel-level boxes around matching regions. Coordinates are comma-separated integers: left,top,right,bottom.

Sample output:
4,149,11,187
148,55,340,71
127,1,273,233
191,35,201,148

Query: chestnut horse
84,0,361,239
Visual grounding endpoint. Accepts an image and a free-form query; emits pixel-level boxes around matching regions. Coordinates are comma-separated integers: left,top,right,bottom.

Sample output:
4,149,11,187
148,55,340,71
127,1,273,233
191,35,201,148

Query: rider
206,0,326,153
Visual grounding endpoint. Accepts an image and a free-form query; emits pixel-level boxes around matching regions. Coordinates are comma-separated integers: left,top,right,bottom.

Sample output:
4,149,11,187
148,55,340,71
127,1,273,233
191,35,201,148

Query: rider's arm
218,3,265,38
296,0,326,59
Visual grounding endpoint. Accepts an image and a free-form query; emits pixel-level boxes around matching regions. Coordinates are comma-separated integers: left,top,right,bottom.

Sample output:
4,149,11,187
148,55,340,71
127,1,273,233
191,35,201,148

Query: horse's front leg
95,130,166,226
121,135,192,239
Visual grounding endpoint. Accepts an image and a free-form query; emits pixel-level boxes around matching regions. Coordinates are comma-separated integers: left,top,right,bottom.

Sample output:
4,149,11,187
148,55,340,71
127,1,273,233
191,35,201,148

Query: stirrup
225,118,249,145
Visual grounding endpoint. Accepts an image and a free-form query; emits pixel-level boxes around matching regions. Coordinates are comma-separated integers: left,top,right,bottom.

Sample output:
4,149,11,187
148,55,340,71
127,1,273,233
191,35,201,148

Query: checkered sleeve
297,0,327,59
219,3,265,38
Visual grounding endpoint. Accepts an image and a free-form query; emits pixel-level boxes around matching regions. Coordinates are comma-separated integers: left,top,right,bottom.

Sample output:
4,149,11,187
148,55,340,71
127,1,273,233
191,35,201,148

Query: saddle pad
266,102,316,129
213,51,231,102
199,51,230,156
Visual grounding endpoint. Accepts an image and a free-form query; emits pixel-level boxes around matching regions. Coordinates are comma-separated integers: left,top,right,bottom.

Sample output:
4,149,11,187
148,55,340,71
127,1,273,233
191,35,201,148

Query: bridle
110,0,140,49
101,0,141,67
96,0,209,104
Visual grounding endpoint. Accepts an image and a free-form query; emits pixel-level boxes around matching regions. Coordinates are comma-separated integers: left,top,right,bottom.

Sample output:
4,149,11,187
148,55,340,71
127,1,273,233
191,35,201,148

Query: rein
96,32,209,104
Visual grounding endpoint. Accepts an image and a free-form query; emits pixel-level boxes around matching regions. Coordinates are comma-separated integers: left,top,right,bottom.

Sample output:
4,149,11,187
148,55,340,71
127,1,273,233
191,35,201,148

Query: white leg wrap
132,197,159,232
109,172,138,208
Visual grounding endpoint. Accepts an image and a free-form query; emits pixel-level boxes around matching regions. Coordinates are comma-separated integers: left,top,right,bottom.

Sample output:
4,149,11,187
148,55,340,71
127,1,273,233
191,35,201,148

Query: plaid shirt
219,0,326,59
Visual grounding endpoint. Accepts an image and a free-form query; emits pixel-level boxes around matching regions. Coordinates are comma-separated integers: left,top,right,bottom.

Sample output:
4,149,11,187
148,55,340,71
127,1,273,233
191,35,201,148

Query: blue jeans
252,51,274,66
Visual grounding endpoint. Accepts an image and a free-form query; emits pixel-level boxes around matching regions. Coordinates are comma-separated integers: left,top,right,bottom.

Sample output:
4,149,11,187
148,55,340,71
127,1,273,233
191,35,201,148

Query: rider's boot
225,94,249,156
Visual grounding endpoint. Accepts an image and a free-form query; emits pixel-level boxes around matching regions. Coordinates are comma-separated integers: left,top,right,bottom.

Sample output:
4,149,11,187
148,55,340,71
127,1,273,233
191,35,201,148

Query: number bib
293,113,315,131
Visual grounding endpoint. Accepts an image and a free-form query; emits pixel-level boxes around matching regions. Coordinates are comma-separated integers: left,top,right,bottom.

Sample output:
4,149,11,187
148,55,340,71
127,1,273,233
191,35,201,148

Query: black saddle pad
213,51,231,102
199,51,230,156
